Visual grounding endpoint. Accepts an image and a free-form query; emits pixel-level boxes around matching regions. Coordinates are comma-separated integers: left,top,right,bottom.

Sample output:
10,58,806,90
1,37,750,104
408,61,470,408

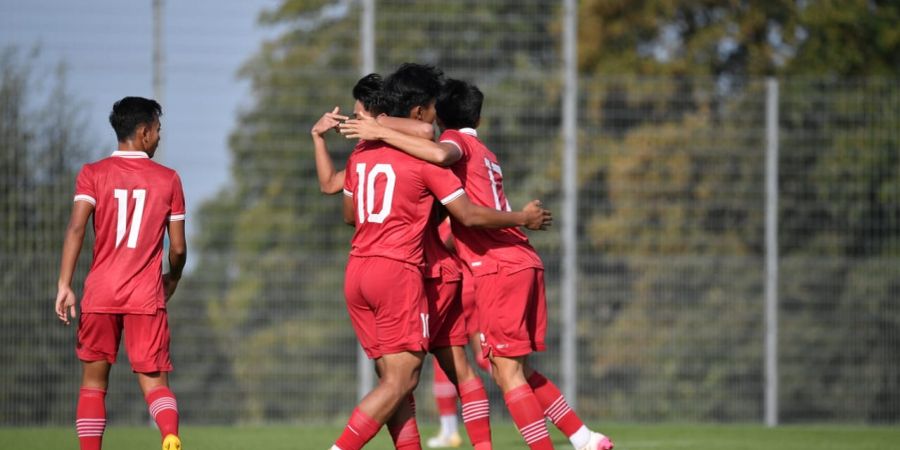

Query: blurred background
1,0,898,428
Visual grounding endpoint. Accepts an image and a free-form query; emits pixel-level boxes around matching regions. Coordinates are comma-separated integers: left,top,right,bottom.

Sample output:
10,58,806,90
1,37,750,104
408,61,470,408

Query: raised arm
55,201,93,325
444,194,551,230
340,111,462,166
311,107,350,194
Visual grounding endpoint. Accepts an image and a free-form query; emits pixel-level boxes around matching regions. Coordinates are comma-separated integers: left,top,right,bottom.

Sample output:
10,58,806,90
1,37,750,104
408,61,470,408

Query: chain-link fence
2,0,898,426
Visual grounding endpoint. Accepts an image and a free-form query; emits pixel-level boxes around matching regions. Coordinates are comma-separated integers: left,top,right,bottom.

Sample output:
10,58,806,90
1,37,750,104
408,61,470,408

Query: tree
0,46,96,424
578,0,900,421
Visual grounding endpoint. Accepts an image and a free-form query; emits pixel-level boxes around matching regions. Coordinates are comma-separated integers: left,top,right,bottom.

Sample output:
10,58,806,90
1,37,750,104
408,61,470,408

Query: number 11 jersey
73,151,185,314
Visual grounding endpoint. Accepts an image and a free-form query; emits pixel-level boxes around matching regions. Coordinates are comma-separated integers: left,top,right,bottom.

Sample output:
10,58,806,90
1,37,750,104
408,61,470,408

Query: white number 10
355,163,396,223
114,188,146,248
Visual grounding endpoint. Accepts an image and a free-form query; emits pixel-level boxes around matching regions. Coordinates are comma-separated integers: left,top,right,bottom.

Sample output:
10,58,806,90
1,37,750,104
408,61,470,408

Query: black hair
436,78,483,130
109,97,162,142
352,73,385,115
381,63,445,118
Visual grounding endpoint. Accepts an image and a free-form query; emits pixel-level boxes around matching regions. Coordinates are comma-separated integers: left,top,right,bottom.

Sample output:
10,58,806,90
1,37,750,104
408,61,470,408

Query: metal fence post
764,77,780,427
560,0,579,406
357,0,376,402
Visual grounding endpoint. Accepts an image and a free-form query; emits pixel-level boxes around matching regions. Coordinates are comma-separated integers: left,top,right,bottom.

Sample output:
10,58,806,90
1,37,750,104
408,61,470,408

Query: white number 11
114,188,146,248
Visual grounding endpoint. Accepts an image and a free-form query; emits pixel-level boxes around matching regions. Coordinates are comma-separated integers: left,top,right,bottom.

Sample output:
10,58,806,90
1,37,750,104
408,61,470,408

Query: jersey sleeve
342,154,356,198
422,163,465,205
438,130,467,161
169,172,186,221
73,164,97,205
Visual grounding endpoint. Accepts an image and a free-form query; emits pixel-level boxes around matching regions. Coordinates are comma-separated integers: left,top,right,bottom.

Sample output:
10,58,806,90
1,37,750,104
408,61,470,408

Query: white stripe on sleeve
440,188,465,205
74,194,96,205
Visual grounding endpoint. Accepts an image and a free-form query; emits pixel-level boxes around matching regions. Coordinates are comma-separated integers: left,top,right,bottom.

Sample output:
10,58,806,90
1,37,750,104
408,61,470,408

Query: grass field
1,422,897,449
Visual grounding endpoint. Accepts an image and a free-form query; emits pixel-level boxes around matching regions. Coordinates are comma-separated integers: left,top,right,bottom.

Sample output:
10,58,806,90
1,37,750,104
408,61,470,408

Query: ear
411,106,423,121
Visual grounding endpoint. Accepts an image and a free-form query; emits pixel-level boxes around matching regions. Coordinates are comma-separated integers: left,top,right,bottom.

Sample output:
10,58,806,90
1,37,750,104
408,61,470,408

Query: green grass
1,423,898,449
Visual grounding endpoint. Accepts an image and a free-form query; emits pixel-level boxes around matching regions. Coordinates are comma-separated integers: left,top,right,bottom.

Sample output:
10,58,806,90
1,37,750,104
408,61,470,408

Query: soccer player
339,79,614,450
55,97,186,450
330,63,549,450
313,71,497,450
426,219,492,449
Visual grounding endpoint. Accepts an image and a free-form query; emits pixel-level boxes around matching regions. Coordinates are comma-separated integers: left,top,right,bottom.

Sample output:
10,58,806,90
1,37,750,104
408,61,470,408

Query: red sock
145,386,179,439
388,395,421,450
459,378,491,448
528,371,584,437
335,407,382,450
503,384,553,450
76,387,106,450
433,364,458,416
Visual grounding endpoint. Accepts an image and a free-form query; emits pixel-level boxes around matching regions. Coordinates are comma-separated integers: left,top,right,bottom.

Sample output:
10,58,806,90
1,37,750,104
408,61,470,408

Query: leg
432,346,491,449
335,350,426,450
427,358,462,448
490,354,553,450
387,393,422,450
124,311,179,449
137,371,180,447
77,361,111,450
523,363,612,450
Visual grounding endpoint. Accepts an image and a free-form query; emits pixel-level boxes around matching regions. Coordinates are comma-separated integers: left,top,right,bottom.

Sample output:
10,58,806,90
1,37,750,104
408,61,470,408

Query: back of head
382,63,445,118
353,73,385,115
109,97,162,142
436,79,483,130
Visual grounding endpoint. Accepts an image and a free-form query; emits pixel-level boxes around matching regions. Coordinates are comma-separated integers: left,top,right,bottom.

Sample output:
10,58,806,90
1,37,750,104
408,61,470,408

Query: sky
0,0,280,230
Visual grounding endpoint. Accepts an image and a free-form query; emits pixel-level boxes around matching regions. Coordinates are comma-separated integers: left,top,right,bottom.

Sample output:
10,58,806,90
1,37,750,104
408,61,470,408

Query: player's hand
522,200,552,231
338,110,383,141
55,285,77,325
310,106,350,137
162,273,180,302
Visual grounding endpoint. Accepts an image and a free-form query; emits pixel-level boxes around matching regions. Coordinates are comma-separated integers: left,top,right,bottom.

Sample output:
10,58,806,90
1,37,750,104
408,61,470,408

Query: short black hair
109,97,162,142
382,63,445,118
353,73,385,115
436,78,483,130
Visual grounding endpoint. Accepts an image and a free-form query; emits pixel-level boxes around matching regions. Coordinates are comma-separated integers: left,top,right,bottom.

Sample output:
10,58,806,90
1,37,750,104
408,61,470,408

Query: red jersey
73,151,186,314
438,128,543,272
342,140,465,267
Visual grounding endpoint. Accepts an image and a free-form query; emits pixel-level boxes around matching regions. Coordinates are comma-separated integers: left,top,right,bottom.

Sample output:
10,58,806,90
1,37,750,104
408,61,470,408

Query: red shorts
425,269,468,349
76,309,173,373
474,267,547,358
460,272,478,336
344,256,429,359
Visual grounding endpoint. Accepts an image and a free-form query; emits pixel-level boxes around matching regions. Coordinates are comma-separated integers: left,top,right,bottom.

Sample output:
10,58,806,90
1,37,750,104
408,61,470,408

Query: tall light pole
153,0,165,159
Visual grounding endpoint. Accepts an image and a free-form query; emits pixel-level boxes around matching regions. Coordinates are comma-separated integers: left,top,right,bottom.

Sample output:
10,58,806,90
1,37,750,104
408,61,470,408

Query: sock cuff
458,377,485,396
79,387,107,398
349,408,381,436
503,383,534,404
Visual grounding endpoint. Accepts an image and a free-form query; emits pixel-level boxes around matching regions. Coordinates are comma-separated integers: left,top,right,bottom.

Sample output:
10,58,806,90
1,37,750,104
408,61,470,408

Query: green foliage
578,1,900,422
0,46,96,424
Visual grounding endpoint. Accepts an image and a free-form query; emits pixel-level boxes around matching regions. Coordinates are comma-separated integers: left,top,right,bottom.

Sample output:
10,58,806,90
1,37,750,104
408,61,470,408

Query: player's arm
55,201,94,325
163,219,187,302
340,111,461,166
311,107,350,194
375,115,434,140
444,194,551,230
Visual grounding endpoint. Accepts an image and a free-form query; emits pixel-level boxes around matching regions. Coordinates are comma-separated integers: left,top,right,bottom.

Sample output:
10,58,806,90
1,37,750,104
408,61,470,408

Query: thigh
76,313,123,364
123,309,173,374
